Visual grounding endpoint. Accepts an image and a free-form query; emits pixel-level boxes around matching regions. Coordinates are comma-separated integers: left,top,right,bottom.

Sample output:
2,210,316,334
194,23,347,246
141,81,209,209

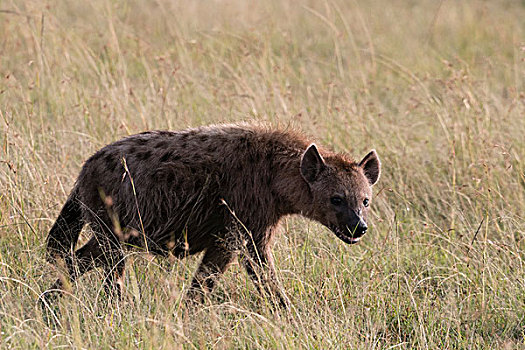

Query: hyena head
300,144,381,244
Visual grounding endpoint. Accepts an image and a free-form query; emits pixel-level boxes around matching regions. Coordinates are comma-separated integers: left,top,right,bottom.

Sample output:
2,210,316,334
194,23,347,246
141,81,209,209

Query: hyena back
45,124,380,307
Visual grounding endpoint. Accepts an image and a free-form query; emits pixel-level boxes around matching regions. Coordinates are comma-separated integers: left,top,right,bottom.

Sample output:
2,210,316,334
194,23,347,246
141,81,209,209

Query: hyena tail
46,188,84,264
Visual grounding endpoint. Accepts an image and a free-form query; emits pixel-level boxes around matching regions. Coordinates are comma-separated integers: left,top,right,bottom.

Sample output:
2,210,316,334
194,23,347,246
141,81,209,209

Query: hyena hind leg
42,236,104,302
42,224,126,305
90,224,127,300
187,243,236,304
40,235,106,323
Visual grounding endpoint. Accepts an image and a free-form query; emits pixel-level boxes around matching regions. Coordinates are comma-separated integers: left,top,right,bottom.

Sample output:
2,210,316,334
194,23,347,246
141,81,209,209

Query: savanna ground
1,0,524,348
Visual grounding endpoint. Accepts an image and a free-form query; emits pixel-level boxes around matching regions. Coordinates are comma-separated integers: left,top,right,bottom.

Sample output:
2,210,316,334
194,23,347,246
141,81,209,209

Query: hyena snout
329,210,369,244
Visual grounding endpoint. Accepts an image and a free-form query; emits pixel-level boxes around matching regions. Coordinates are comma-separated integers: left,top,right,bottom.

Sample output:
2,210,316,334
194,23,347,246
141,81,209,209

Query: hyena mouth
329,225,362,245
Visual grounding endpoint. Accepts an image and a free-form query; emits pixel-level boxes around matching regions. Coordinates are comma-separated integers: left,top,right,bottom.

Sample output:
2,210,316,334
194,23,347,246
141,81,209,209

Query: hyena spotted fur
44,123,381,307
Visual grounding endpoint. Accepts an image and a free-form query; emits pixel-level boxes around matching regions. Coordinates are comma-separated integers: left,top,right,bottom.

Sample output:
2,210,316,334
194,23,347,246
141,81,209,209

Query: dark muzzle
348,212,367,238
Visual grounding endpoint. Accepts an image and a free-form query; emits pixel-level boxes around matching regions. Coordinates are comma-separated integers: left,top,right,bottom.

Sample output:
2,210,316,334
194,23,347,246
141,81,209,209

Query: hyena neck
272,157,315,218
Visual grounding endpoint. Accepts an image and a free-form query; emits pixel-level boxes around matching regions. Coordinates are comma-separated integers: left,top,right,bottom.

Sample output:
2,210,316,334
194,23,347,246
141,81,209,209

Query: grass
1,0,524,348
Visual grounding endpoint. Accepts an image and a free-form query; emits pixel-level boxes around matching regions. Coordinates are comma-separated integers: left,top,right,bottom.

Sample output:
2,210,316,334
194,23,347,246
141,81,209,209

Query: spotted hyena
44,123,381,307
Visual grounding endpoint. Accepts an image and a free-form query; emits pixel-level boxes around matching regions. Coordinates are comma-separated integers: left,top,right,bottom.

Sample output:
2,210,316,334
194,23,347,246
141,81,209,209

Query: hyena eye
363,198,370,207
330,196,344,206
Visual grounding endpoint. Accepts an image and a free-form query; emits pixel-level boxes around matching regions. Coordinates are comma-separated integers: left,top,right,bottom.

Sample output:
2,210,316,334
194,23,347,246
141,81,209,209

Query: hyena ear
359,149,381,185
300,144,326,183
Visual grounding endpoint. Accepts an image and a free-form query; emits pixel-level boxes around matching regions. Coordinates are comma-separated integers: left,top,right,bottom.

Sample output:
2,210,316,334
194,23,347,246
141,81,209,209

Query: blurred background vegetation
1,0,524,348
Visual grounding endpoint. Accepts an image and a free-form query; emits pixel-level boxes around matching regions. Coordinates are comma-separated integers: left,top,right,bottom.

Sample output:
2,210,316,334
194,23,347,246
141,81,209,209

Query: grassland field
1,0,524,348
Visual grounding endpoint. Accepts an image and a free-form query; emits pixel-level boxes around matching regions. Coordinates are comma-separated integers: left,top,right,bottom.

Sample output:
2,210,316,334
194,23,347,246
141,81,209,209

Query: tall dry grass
1,0,524,348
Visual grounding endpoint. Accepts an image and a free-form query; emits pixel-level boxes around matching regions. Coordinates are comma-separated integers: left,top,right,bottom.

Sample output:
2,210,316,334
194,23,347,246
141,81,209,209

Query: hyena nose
358,220,368,234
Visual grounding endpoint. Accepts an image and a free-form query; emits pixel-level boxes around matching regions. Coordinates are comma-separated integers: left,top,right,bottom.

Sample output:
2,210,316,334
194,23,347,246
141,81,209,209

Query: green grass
1,0,524,348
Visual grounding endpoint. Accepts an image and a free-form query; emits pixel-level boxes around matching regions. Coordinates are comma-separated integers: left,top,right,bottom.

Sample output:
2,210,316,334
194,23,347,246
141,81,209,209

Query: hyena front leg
242,234,290,309
188,242,235,303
